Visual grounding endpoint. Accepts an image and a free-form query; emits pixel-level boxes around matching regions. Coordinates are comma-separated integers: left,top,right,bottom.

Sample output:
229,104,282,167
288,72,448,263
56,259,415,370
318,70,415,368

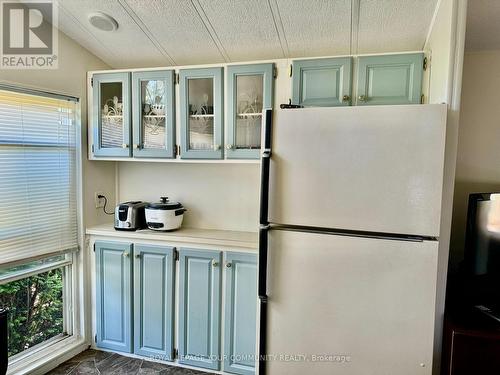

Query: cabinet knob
122,143,129,149
135,254,141,259
225,262,232,268
358,95,367,102
133,144,139,149
212,260,219,267
214,144,221,151
123,252,129,258
342,95,351,103
226,144,234,150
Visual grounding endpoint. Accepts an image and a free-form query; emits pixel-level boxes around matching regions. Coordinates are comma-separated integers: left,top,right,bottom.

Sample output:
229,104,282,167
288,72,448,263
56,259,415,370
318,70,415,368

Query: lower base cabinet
133,244,175,359
224,252,258,375
178,249,222,370
95,241,257,374
95,241,175,357
95,241,133,353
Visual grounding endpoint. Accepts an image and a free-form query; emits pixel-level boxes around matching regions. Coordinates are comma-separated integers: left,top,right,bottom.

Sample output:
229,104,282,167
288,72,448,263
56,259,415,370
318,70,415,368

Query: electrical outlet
94,192,105,208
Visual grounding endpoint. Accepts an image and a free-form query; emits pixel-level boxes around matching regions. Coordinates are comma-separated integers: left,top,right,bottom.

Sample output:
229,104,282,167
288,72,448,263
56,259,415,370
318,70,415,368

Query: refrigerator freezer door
267,230,438,375
269,105,446,237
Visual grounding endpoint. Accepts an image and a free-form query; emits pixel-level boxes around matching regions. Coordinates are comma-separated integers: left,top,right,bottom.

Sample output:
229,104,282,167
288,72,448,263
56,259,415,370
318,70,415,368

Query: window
0,87,79,359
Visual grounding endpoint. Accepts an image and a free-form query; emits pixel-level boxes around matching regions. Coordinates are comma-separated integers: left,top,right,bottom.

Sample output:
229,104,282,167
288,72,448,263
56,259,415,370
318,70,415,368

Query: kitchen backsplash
117,162,260,232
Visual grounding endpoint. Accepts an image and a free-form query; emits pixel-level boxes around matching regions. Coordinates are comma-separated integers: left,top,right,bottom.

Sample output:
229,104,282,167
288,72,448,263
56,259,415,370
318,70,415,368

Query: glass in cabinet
92,72,131,157
227,63,274,159
132,70,175,158
179,68,223,159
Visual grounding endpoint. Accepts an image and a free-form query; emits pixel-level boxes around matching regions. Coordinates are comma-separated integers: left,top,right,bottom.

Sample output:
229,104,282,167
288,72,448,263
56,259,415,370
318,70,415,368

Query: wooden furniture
442,308,500,375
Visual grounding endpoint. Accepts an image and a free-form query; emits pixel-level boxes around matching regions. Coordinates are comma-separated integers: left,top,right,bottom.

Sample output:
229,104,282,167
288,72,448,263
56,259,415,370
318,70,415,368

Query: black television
462,192,500,320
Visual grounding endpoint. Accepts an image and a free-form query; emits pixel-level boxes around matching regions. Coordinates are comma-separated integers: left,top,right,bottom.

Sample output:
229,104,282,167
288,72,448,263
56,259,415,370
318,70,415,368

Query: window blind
0,89,78,266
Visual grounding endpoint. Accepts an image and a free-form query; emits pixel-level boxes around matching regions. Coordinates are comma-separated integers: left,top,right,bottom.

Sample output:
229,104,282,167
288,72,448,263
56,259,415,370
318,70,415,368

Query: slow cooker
145,197,186,231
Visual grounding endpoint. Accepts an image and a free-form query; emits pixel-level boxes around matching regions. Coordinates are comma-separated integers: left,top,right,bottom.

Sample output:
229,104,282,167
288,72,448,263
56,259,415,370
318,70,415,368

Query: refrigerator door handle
258,109,272,375
259,109,272,226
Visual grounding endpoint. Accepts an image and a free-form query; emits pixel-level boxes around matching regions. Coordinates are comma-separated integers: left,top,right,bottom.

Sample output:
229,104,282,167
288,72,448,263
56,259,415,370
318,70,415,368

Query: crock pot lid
147,197,182,210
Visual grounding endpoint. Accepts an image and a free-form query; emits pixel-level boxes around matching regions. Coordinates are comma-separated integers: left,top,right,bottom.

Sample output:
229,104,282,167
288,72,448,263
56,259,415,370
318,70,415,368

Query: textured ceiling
465,0,500,51
57,0,439,68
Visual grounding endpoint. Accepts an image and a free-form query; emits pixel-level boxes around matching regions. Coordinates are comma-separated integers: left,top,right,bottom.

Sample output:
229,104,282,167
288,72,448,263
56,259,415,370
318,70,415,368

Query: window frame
0,84,85,374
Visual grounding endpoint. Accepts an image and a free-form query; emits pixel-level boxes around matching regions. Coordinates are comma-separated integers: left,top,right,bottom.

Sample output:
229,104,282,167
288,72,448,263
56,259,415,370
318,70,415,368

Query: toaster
114,201,148,231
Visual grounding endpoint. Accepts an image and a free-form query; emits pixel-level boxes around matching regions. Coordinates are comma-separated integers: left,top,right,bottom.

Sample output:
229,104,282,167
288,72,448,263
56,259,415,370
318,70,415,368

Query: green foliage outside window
0,269,64,357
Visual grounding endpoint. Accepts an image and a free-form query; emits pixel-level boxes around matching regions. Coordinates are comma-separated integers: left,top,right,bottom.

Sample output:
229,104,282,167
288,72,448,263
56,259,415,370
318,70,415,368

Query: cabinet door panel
227,63,274,159
133,244,175,359
356,53,423,105
179,68,223,159
132,71,175,158
224,252,258,375
179,249,222,370
95,241,133,353
92,72,131,157
292,57,352,107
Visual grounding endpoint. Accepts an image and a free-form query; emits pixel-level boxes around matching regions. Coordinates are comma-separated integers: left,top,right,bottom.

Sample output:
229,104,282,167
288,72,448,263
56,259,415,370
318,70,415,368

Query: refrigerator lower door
269,105,446,237
267,230,438,375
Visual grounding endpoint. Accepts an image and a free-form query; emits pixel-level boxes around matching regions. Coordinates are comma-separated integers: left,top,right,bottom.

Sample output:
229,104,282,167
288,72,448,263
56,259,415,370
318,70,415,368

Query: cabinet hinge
273,66,278,79
91,77,94,87
94,334,97,343
288,64,293,77
173,348,179,359
174,248,179,261
93,243,95,252
175,73,179,84
423,57,428,71
420,94,425,104
175,145,181,156
91,144,94,153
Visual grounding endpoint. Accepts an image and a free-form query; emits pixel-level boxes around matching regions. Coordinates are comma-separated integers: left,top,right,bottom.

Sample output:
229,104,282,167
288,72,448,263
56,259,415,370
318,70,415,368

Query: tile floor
46,349,210,375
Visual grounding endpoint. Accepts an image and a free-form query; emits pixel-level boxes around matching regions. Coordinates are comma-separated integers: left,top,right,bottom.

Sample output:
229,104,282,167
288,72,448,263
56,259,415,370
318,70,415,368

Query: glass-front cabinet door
179,67,223,159
92,72,131,157
227,63,274,159
132,70,175,158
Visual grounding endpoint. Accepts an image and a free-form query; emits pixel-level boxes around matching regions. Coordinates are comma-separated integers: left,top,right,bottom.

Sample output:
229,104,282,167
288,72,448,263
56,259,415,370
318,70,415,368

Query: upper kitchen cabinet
291,57,352,107
92,72,131,157
132,70,175,158
356,53,424,106
226,64,274,159
179,68,223,159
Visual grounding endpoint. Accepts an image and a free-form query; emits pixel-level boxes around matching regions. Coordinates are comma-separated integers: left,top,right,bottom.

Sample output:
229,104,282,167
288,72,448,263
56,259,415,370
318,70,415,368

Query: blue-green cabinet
95,241,133,353
178,248,222,370
133,244,175,359
132,71,175,158
226,64,274,159
224,253,258,375
92,72,132,157
356,53,424,105
179,68,223,159
292,57,352,107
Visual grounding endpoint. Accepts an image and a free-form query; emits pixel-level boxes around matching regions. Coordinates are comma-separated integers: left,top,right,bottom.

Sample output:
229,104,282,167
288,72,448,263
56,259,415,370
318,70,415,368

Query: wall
450,50,500,270
424,0,455,104
0,30,115,228
423,1,467,374
118,163,260,231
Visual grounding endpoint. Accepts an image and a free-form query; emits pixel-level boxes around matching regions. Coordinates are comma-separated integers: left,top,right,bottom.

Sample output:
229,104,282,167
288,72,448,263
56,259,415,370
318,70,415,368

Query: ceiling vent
88,12,119,32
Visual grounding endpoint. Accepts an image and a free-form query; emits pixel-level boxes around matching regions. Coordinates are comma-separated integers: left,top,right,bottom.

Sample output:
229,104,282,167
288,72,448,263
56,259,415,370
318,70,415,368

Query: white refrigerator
258,105,447,375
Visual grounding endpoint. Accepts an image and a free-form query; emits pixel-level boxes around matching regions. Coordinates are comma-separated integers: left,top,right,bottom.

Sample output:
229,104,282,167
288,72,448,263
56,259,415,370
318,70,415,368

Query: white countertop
86,223,258,250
